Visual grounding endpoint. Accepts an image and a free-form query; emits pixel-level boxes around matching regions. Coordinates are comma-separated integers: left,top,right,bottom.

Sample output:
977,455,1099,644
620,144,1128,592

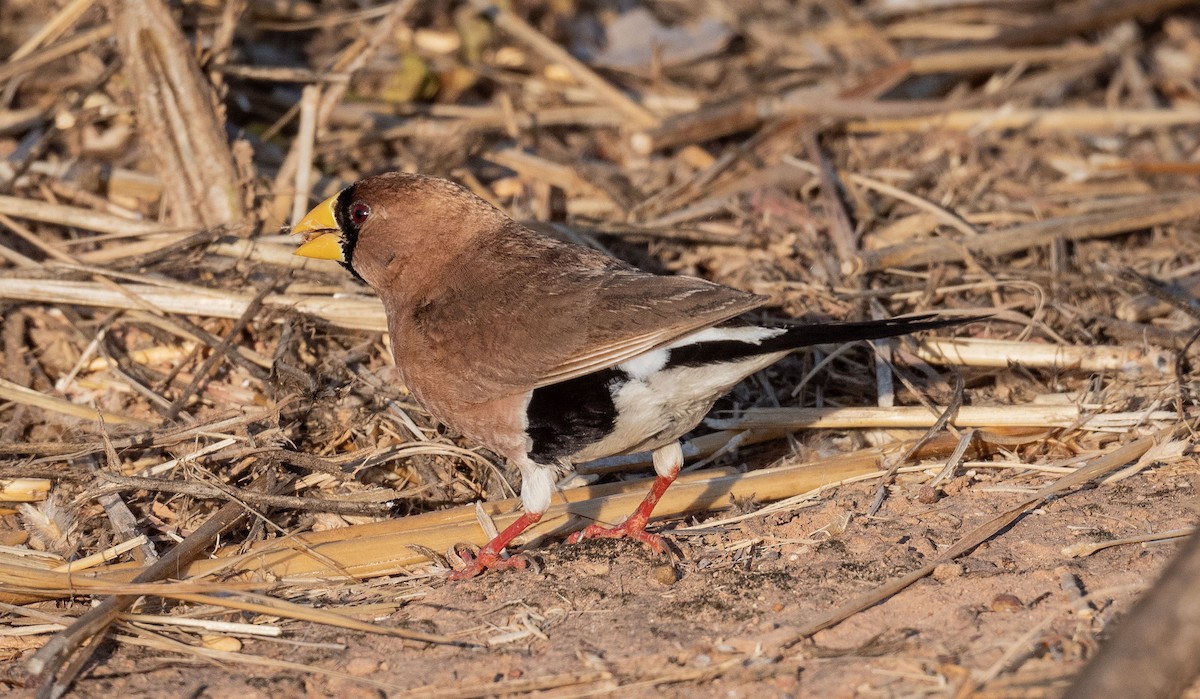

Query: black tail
776,313,984,348
664,313,985,369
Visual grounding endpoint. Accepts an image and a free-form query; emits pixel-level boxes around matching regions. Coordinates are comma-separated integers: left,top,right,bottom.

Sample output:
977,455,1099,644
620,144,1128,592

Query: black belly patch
526,368,625,464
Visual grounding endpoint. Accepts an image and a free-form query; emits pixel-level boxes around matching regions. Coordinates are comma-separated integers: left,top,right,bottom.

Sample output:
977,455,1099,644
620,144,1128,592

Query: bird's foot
447,543,531,580
566,514,666,554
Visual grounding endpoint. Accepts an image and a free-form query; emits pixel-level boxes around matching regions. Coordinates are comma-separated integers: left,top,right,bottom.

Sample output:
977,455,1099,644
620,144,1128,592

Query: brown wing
533,272,766,388
388,227,766,404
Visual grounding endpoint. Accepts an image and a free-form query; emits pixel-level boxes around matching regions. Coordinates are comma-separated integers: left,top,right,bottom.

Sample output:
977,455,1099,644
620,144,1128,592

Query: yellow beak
292,193,346,262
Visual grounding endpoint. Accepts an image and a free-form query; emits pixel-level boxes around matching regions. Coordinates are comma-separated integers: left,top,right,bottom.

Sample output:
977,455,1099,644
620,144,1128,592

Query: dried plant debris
0,0,1199,696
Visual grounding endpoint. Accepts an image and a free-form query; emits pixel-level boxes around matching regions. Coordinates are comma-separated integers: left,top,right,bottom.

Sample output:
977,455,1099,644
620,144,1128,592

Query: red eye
349,202,371,226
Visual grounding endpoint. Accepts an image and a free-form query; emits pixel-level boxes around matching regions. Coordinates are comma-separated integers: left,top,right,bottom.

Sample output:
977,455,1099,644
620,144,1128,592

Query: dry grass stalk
0,194,172,237
392,670,617,699
119,612,282,638
0,25,114,85
7,0,95,61
1062,526,1195,559
915,337,1172,372
705,405,1178,431
0,562,264,600
113,629,408,693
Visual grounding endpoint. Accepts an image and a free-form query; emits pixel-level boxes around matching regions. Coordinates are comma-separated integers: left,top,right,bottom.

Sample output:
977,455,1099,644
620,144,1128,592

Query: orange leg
448,510,542,580
567,442,682,553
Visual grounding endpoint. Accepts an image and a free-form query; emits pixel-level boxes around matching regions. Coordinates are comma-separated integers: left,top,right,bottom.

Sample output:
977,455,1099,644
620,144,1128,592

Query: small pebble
916,485,940,504
653,563,679,585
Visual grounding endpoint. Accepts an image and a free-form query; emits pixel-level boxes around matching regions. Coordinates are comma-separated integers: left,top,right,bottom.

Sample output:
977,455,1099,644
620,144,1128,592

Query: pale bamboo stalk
715,406,1178,432
848,107,1200,134
1,624,66,637
704,405,1079,430
916,337,1171,372
0,479,51,503
0,564,263,597
73,233,200,263
0,278,388,332
175,430,1020,582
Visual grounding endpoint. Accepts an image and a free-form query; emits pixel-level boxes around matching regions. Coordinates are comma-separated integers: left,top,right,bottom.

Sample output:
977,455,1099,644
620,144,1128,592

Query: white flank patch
571,348,791,463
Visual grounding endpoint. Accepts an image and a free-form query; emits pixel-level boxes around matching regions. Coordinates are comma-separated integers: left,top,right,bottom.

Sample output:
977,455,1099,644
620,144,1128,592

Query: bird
291,172,978,579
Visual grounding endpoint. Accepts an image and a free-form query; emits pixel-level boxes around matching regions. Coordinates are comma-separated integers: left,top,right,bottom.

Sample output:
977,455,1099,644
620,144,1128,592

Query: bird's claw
566,518,666,554
447,543,531,580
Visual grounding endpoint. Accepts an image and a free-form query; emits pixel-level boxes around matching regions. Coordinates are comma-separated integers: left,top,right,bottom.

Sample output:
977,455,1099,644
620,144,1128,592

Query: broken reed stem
27,474,276,691
152,429,1037,583
0,278,388,332
111,0,244,228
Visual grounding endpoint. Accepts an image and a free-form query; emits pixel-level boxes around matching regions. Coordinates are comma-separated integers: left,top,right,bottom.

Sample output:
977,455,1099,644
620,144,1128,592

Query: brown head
291,173,511,298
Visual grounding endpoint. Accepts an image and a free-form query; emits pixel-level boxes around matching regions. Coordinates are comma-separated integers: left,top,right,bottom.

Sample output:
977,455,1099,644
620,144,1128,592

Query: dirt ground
7,458,1196,698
